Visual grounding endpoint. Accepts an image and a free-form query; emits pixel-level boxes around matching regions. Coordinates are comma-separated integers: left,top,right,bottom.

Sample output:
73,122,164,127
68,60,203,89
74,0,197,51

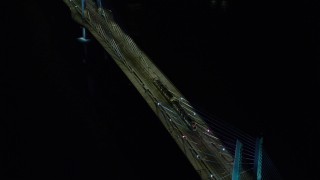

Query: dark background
4,0,319,179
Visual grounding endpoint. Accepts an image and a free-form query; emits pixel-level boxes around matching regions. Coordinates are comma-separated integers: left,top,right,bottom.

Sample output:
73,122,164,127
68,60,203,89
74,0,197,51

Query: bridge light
207,129,210,132
196,155,200,159
193,112,196,115
222,147,225,151
182,135,186,139
157,102,160,106
210,174,213,178
169,118,172,121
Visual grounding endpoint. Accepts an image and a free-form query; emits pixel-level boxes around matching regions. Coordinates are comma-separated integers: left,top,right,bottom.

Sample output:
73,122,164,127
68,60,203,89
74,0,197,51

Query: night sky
4,0,319,179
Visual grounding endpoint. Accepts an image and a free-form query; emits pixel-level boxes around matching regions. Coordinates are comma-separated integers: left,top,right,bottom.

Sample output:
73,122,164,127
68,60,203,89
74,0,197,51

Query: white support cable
64,2,266,179
180,100,256,141
241,145,256,153
190,113,256,146
199,116,256,146
240,152,256,158
158,106,189,129
159,104,178,115
170,130,226,161
262,149,282,180
188,115,256,149
241,154,256,160
202,131,219,140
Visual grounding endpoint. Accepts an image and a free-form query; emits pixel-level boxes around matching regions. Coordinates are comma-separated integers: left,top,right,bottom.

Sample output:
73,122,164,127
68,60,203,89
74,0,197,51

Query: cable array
63,1,283,179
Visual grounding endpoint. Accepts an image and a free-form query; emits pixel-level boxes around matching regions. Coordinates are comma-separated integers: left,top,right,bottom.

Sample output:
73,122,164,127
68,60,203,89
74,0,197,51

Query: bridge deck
63,0,254,179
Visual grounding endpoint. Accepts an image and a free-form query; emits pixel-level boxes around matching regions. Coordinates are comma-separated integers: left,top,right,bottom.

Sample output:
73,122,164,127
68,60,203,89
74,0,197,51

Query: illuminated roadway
63,0,254,179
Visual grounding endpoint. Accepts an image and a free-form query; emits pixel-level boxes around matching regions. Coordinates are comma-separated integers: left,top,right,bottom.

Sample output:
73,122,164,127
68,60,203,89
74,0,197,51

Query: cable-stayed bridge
62,0,282,179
